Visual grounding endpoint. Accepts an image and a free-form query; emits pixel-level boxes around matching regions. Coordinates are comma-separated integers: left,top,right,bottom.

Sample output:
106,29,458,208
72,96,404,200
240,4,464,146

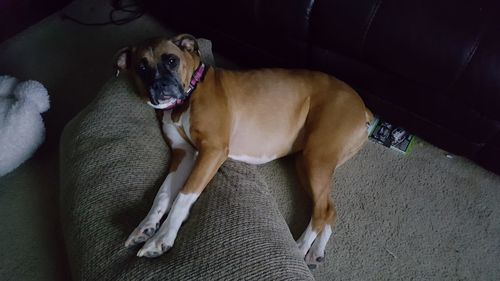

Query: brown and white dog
115,34,373,268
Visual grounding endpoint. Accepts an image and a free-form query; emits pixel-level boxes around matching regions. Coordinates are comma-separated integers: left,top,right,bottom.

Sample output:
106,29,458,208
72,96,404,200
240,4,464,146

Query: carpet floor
0,0,499,280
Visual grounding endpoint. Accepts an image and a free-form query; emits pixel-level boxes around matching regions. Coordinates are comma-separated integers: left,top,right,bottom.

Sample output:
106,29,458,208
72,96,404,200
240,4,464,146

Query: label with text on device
368,117,415,154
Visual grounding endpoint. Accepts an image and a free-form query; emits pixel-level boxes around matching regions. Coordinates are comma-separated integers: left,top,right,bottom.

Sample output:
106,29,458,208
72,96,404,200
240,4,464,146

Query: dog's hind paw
124,222,159,248
305,251,325,271
300,223,332,270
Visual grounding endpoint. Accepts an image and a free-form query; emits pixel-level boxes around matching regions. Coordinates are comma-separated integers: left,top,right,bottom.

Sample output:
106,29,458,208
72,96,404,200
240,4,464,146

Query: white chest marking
228,154,278,165
168,107,193,145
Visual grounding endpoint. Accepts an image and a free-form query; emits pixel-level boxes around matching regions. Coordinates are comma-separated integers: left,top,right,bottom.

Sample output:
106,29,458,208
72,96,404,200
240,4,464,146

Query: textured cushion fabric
59,76,314,280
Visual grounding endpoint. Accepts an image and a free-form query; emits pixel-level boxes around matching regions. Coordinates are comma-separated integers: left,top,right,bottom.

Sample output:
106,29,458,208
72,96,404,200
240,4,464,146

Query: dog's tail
364,107,376,135
365,108,374,124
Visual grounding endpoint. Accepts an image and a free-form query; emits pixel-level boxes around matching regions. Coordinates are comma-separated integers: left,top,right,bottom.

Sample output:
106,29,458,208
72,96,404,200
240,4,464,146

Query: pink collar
185,62,208,96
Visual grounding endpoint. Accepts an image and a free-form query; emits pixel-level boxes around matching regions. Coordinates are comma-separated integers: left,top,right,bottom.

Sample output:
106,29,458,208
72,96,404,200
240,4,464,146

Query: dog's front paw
124,221,160,248
137,236,172,258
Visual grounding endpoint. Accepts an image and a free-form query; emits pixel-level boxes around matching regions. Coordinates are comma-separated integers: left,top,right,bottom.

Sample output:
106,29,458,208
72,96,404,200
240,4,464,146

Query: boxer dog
115,34,373,268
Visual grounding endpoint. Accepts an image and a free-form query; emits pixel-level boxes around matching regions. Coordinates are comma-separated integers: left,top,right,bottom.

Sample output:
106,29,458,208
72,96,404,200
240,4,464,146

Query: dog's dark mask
135,54,186,108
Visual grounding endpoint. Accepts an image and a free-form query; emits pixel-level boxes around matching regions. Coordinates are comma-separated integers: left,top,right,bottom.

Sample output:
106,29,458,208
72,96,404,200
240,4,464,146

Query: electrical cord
61,0,144,26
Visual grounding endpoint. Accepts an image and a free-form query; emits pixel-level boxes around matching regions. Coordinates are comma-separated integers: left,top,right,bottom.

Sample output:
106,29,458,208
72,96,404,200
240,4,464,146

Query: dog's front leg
125,137,196,248
137,145,228,258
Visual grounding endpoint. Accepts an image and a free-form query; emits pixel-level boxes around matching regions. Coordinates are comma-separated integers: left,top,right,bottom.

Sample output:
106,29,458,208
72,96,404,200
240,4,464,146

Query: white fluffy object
0,75,50,177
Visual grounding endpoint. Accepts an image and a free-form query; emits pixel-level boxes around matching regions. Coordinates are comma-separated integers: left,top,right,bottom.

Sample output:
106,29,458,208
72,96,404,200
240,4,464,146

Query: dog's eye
135,58,155,81
161,54,178,68
136,58,149,73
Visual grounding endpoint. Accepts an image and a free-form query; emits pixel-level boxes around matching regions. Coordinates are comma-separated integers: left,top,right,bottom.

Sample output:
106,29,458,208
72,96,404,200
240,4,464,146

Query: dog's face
115,34,201,109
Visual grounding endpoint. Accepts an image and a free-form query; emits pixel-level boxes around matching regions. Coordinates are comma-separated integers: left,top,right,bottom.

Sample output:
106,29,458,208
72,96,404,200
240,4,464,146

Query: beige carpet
0,0,499,280
260,138,500,280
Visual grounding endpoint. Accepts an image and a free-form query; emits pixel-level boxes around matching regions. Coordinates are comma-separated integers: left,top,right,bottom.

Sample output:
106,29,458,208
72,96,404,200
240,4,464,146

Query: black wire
61,0,144,26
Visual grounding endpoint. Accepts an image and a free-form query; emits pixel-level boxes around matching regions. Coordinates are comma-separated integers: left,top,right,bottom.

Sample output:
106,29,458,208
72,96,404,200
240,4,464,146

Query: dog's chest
162,108,193,147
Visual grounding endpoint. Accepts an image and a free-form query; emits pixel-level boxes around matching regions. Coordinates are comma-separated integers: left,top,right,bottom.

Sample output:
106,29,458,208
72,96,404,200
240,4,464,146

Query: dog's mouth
147,97,183,110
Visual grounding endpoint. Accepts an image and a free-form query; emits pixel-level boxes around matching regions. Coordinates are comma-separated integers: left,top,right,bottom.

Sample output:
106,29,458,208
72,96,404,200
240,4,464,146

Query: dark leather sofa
145,0,500,175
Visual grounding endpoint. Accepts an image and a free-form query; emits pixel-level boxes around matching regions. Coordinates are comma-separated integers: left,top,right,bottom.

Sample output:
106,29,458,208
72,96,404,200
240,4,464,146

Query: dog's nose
153,80,166,91
152,80,168,92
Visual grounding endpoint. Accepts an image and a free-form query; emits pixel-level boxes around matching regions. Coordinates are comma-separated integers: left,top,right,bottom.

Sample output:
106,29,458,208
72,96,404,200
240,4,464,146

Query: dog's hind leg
295,151,337,270
295,95,369,269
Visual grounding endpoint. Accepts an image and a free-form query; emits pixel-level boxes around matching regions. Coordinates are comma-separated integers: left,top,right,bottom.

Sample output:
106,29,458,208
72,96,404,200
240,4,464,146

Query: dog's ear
172,34,199,53
113,46,133,72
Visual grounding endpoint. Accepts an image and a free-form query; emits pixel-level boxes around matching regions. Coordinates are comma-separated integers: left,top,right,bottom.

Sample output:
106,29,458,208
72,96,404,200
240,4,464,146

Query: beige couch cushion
59,75,314,280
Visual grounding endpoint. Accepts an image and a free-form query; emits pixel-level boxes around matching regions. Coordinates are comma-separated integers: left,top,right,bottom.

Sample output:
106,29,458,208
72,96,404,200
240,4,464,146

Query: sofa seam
360,0,383,59
445,19,486,97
